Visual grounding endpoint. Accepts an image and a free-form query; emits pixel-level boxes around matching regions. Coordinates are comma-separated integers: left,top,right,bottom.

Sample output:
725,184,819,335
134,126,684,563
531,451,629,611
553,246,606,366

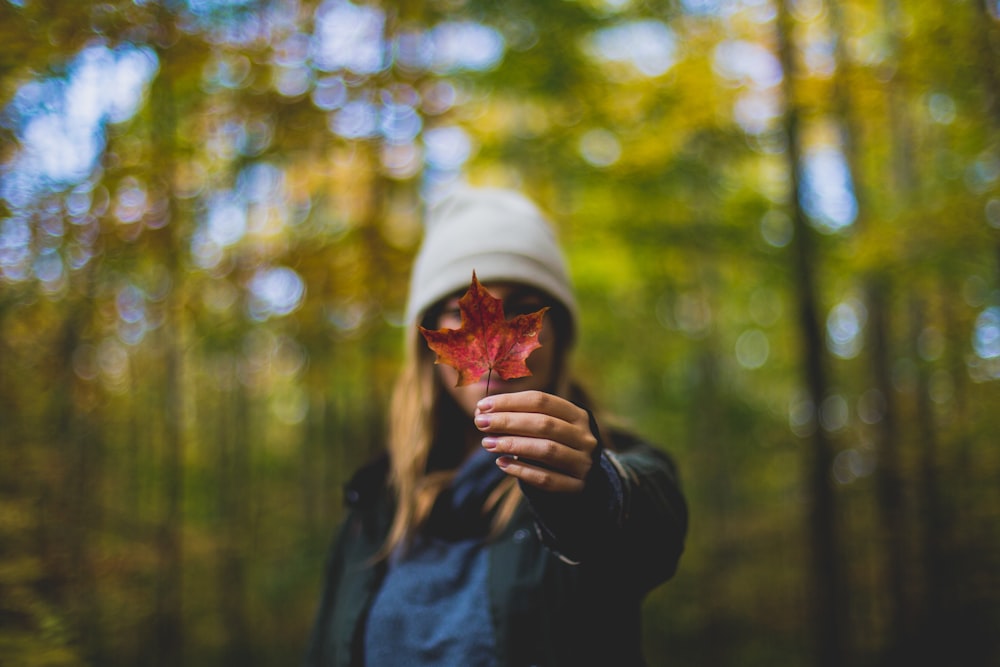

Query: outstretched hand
475,390,599,494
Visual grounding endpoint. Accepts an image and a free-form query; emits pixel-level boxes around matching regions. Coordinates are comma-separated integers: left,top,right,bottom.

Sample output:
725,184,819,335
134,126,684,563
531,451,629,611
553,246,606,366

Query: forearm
522,438,688,591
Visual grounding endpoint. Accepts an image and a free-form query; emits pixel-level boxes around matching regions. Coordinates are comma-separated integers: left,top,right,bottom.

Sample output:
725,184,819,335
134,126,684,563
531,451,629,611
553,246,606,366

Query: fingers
482,435,592,479
475,391,596,454
477,390,584,426
475,390,599,493
495,455,586,493
474,410,589,453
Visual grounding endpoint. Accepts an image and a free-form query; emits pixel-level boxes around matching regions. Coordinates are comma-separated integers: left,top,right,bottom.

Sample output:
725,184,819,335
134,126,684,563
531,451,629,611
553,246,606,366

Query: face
431,283,562,418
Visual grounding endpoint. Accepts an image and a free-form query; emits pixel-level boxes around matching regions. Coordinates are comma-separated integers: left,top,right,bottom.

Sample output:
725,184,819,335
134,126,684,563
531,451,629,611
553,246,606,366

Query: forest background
1,0,998,666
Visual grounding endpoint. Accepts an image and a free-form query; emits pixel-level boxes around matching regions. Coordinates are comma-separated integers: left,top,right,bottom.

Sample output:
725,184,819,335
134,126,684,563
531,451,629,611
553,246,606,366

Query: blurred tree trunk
358,144,395,457
690,341,737,666
909,294,948,666
302,374,334,541
954,8,1000,665
972,0,1000,127
866,279,910,663
52,284,107,663
0,301,12,454
973,0,1000,484
775,2,846,664
828,0,912,658
149,27,187,667
876,1,945,662
218,377,252,666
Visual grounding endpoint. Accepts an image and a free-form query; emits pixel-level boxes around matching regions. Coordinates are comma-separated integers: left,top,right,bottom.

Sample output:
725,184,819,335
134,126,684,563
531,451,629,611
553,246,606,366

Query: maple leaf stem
485,367,493,397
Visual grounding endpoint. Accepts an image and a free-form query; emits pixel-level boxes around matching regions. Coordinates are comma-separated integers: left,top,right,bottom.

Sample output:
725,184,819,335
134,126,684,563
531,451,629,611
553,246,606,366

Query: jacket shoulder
343,452,390,509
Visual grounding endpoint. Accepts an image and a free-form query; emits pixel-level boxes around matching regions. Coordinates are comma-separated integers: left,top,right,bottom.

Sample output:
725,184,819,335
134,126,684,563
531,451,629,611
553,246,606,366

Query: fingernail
482,437,499,451
477,397,494,412
474,414,491,428
496,456,511,469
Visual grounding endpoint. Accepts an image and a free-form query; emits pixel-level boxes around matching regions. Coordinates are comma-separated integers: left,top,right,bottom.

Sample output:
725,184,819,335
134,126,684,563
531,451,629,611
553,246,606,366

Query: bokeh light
424,126,473,172
827,298,867,359
1,44,158,209
735,328,770,369
587,20,676,78
313,0,387,74
973,306,1000,360
801,147,858,232
247,266,305,320
578,128,622,168
428,21,506,73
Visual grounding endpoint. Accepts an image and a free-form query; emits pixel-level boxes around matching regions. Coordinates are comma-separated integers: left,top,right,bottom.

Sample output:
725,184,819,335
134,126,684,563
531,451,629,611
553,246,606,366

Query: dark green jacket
303,432,687,667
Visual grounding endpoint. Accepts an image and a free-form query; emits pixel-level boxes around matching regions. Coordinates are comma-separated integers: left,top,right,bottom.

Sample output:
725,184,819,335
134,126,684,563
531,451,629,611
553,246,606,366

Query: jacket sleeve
520,428,688,594
302,520,349,667
302,454,391,667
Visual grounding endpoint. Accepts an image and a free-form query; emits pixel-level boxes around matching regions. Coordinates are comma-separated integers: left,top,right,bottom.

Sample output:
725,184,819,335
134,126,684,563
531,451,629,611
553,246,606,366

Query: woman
303,186,687,666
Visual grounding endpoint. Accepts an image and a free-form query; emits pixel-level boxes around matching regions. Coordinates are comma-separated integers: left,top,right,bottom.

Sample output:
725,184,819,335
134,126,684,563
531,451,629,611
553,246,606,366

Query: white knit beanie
405,186,577,336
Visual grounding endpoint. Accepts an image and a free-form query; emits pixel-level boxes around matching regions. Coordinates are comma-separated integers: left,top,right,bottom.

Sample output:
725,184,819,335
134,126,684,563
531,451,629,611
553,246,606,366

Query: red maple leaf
419,272,549,389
